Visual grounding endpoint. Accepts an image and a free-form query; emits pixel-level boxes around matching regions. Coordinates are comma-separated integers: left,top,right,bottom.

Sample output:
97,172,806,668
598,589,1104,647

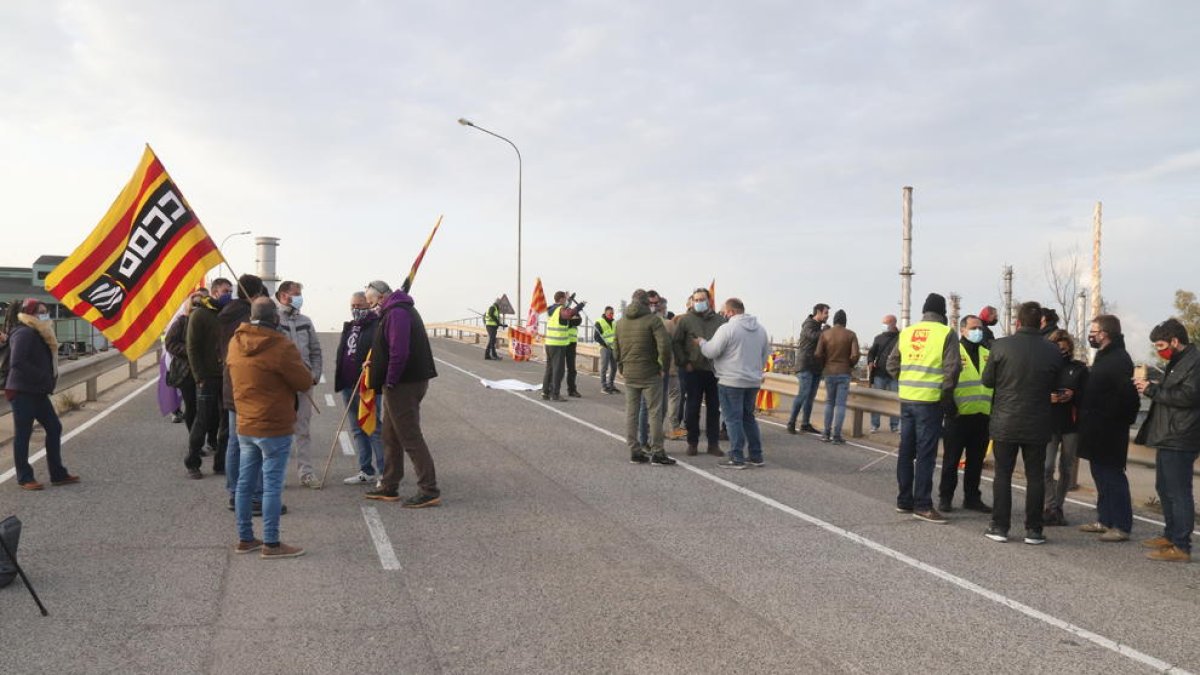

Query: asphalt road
1,334,1198,674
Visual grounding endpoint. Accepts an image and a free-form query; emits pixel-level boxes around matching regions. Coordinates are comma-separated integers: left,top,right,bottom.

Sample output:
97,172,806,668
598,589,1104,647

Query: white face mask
38,313,51,322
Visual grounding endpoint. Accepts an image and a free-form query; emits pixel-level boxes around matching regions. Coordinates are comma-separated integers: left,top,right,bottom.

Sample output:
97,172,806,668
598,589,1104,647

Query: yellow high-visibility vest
953,343,992,415
597,317,616,350
897,321,952,402
544,306,571,347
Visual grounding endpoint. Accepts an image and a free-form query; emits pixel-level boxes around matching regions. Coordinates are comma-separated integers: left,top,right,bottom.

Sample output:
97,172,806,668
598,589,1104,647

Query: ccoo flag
46,146,224,360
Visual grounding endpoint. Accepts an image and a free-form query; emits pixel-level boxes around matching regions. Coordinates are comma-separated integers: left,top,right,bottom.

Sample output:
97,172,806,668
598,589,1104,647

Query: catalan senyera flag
709,278,716,307
400,215,443,293
526,277,547,332
356,363,376,436
46,146,224,360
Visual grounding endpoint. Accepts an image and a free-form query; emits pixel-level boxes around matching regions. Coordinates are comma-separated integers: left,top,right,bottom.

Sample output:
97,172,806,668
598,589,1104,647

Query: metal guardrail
0,345,160,417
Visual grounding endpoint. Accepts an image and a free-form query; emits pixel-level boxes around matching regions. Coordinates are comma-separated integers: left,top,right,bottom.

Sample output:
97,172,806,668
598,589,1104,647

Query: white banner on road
479,378,541,391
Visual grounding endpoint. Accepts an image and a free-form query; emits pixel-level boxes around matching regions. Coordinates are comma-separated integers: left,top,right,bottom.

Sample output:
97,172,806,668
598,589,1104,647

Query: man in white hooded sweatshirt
697,298,771,469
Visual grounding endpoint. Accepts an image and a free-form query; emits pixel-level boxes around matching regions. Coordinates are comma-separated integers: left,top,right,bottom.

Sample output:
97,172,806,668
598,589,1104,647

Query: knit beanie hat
922,293,947,317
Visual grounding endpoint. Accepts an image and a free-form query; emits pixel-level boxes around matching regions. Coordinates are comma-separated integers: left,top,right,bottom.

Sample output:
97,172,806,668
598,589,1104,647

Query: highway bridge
1,333,1197,674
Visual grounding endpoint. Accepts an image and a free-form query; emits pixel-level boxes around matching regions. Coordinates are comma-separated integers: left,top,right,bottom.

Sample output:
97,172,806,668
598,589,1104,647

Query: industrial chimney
255,236,280,296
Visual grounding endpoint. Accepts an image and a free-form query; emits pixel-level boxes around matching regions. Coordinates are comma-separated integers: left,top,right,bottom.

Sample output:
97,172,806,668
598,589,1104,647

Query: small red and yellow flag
356,361,377,436
45,146,224,360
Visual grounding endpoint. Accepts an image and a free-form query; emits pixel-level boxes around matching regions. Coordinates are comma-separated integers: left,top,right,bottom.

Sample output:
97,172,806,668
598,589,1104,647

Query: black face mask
1087,336,1102,349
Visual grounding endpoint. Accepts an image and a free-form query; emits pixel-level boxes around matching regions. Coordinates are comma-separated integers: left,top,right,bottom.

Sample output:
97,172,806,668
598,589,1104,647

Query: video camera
559,292,587,320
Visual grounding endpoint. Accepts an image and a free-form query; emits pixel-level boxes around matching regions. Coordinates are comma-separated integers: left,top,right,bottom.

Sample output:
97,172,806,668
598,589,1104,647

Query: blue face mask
290,295,304,311
694,301,709,313
967,328,984,344
216,292,233,307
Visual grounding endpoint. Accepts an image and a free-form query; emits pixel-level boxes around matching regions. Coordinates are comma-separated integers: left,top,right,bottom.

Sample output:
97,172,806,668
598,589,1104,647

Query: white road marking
319,374,326,384
1,377,159,485
756,417,1200,536
361,505,402,571
325,393,336,407
339,431,355,456
434,355,1192,674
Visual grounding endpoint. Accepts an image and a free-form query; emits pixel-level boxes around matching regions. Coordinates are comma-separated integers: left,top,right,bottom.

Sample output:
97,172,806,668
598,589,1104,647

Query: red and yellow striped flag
356,361,376,436
400,215,443,293
526,277,547,331
46,146,224,360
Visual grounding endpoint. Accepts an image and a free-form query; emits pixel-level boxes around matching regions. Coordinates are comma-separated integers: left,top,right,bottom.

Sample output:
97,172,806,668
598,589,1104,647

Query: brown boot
1146,546,1191,563
686,444,698,456
706,443,724,457
1140,536,1173,549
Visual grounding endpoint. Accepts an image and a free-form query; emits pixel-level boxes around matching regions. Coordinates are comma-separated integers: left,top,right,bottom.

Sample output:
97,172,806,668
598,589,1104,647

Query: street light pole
458,118,522,319
219,230,252,282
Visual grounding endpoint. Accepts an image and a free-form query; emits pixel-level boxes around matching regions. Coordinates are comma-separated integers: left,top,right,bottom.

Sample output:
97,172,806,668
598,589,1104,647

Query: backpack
0,515,22,589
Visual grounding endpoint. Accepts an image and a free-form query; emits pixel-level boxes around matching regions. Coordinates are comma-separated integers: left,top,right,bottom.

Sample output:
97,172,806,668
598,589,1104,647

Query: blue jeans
341,388,383,475
225,411,263,502
1090,461,1132,533
718,385,762,463
1155,448,1198,552
788,371,819,427
897,402,943,511
822,374,851,439
871,376,899,431
10,392,67,484
236,435,292,545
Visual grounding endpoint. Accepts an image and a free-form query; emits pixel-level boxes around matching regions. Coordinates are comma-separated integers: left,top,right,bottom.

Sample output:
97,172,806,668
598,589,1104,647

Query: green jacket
613,301,672,384
673,309,726,372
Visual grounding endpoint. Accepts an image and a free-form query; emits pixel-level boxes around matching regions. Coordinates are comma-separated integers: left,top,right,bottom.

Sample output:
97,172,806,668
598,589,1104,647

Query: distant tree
1044,245,1080,335
1174,289,1200,344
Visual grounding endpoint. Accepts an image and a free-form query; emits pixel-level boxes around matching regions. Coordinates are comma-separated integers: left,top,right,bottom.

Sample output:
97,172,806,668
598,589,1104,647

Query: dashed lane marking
325,394,336,407
433,355,1192,675
339,431,355,456
361,505,401,571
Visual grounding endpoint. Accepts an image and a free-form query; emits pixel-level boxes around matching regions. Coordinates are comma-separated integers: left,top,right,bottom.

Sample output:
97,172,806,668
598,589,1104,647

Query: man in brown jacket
227,299,312,560
814,309,860,444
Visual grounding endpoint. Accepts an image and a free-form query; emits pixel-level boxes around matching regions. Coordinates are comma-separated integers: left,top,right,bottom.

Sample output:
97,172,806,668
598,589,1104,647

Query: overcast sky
2,1,1198,356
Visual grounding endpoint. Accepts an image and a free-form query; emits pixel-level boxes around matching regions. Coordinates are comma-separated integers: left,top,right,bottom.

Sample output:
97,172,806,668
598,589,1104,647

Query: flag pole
316,368,365,489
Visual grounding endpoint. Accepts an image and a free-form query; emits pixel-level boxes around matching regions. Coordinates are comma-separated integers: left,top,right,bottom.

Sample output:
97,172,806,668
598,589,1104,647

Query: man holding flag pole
362,217,443,507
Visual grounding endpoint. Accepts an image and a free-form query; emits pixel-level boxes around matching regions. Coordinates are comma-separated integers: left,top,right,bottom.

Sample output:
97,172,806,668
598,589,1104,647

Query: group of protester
4,276,1197,565
158,274,440,560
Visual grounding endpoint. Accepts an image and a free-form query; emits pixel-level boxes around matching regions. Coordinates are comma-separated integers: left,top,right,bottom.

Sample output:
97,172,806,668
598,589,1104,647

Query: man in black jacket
1077,315,1137,542
787,303,829,434
866,314,900,433
1135,318,1200,562
185,279,231,479
981,301,1062,544
1043,330,1088,527
218,275,271,508
335,291,383,484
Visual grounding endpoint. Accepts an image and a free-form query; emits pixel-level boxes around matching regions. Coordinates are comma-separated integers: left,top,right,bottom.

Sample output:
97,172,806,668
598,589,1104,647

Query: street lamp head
236,230,251,235
457,118,474,127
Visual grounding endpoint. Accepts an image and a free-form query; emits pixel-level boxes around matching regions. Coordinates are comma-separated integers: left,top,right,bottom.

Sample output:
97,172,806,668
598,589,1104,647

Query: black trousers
565,342,578,394
938,413,989,503
991,440,1046,532
682,369,720,445
179,375,199,433
485,325,499,358
186,377,227,471
542,346,567,397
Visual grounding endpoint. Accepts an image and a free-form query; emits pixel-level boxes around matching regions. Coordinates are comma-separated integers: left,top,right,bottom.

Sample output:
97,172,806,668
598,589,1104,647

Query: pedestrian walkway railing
0,346,160,418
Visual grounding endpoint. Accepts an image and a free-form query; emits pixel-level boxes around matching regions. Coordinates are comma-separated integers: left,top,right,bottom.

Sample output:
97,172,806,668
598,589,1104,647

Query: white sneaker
343,471,376,485
300,473,317,488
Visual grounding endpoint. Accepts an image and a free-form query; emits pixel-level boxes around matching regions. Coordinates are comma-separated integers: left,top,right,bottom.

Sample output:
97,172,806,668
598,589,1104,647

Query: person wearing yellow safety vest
594,306,620,394
540,291,581,402
937,315,994,514
885,293,962,525
483,298,507,361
